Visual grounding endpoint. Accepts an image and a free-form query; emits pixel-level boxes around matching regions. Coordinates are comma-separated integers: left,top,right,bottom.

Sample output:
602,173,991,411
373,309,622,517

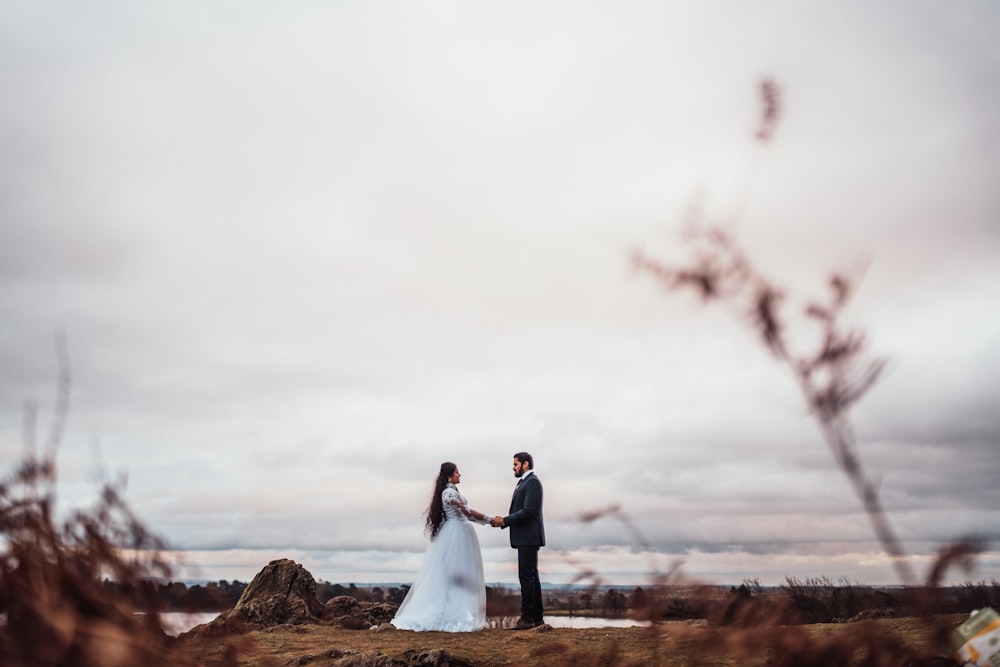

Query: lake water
159,612,647,636
519,616,648,629
160,612,219,636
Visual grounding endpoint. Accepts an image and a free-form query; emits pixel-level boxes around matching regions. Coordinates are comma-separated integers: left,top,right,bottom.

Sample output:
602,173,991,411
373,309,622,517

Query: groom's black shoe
514,617,536,630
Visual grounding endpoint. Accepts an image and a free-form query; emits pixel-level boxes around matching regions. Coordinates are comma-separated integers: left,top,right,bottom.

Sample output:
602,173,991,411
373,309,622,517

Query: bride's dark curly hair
425,462,457,539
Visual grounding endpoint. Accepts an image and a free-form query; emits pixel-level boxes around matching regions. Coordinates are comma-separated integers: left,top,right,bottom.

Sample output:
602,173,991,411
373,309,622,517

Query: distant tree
629,587,648,612
316,581,351,602
602,589,625,617
386,585,409,605
486,585,521,617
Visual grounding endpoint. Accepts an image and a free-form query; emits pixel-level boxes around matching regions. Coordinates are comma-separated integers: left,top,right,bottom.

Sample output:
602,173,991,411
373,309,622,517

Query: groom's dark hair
513,452,534,469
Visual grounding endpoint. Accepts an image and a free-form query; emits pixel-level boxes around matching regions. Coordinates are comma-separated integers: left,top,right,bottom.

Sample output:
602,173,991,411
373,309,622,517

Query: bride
391,462,493,632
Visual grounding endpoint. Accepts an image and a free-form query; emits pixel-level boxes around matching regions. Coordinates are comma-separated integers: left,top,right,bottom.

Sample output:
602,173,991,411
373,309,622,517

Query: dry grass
175,615,966,667
0,336,232,667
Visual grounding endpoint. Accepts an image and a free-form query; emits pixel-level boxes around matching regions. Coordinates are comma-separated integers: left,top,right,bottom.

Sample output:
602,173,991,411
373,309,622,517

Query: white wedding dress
391,483,488,632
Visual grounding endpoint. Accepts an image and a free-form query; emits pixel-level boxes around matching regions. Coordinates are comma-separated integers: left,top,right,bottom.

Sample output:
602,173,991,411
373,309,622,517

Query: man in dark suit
491,452,545,629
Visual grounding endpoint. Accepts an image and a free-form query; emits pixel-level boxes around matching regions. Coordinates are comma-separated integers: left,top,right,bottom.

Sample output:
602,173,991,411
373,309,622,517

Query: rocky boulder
181,559,399,638
325,596,399,628
234,558,329,624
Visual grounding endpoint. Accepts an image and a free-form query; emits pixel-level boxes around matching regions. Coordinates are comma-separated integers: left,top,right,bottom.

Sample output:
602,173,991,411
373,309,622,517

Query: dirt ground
177,614,966,667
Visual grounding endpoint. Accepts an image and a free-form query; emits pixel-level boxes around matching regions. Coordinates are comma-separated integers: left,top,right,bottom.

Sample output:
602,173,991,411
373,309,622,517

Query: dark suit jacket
502,472,545,548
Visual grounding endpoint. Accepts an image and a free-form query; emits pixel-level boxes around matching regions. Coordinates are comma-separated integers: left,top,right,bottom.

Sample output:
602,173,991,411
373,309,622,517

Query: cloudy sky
2,1,998,587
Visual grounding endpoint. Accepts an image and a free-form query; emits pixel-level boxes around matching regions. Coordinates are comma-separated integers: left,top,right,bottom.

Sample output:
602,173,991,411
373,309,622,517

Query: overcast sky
2,1,998,587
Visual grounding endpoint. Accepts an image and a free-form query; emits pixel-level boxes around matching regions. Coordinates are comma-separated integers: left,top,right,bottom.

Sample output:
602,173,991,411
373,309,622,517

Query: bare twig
0,339,220,666
630,79,936,586
44,331,71,460
635,227,918,586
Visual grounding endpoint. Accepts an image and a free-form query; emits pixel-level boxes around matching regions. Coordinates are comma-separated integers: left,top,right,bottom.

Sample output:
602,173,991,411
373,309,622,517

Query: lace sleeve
443,487,491,524
442,487,464,510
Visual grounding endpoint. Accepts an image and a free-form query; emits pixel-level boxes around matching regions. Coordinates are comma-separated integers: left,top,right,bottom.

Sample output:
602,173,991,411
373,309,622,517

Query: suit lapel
510,479,522,512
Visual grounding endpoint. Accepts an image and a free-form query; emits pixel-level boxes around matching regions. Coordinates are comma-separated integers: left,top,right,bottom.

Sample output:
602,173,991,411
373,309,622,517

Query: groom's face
512,458,529,478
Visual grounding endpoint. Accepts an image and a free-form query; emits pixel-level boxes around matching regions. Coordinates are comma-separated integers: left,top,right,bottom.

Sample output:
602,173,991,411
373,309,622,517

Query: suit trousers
517,545,543,623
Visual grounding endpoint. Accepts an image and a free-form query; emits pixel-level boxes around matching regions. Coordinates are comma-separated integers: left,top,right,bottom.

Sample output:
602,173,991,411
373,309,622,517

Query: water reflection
493,615,648,629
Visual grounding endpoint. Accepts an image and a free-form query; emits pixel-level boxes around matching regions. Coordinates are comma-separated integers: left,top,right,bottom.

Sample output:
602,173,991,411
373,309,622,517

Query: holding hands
489,516,504,528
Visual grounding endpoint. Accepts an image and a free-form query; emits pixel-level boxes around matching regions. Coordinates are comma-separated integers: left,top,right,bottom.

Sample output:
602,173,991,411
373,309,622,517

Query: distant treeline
619,577,1000,625
105,579,416,612
108,576,1000,623
104,579,247,612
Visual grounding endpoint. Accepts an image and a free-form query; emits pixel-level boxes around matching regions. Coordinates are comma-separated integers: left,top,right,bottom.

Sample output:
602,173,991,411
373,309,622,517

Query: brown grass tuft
0,335,242,666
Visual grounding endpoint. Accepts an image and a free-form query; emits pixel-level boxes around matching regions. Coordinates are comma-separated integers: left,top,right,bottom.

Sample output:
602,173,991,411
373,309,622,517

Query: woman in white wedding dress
391,462,493,632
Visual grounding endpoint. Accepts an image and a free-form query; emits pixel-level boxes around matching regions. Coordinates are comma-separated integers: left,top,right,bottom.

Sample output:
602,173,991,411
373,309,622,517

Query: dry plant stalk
629,78,990,591
632,228,919,585
0,335,238,666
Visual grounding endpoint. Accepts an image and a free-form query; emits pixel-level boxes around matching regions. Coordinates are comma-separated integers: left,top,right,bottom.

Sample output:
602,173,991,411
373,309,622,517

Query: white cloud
2,0,998,586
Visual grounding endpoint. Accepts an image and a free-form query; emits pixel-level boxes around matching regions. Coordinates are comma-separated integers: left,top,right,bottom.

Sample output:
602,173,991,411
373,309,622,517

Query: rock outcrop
233,558,329,625
181,558,399,638
286,648,472,667
325,596,399,628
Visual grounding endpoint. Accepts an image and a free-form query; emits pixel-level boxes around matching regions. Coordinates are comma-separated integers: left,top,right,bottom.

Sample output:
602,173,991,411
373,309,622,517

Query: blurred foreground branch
630,80,983,588
0,335,222,666
633,228,917,585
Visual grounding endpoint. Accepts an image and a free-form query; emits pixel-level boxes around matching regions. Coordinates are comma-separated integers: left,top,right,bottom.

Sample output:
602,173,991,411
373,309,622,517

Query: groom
491,452,545,629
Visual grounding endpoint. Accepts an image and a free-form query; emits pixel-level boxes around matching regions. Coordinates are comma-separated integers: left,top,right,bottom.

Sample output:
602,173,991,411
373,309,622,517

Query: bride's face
449,468,461,484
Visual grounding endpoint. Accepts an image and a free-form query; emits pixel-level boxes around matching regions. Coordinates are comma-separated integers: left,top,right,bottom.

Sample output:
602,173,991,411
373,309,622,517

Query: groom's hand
490,516,504,528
